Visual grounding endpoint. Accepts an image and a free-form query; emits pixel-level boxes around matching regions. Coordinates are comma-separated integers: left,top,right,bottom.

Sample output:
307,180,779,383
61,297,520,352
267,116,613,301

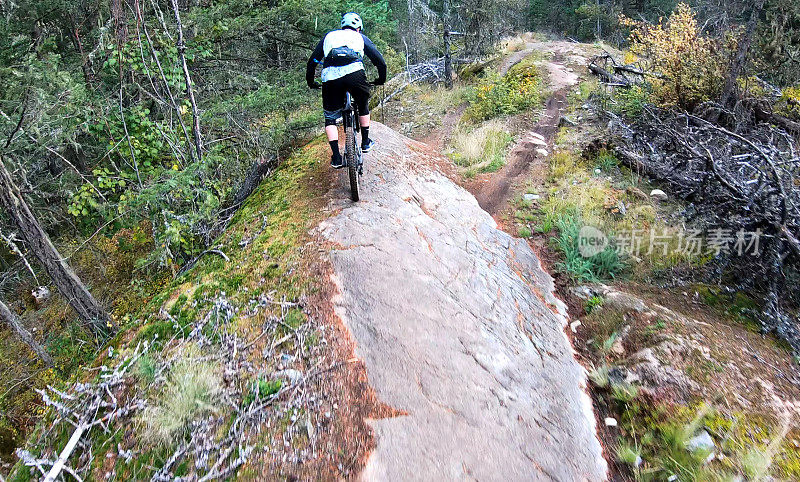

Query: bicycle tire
346,125,359,201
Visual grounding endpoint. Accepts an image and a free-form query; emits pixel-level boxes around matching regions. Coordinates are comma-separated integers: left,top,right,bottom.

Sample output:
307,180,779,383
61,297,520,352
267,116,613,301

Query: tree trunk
170,0,203,163
0,156,110,336
443,0,453,89
0,298,53,366
719,0,766,110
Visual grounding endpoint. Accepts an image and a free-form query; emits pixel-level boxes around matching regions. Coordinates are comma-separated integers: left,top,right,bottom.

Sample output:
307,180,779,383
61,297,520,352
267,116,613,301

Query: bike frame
342,92,363,172
342,91,363,201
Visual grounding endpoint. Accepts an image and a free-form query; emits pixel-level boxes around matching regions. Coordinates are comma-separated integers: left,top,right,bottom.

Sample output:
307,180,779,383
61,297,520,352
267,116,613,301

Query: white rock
31,286,51,304
650,189,668,201
686,430,715,453
523,193,541,202
535,148,549,157
611,338,625,356
605,417,618,427
594,168,602,175
570,320,581,333
274,369,303,385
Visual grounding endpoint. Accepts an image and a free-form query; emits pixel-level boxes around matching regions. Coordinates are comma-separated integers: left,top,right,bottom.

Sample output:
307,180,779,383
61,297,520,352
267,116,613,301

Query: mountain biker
306,12,387,168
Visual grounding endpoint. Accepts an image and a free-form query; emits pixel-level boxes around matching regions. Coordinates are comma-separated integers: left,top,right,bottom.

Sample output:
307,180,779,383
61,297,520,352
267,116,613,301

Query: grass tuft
449,120,512,173
139,359,223,445
552,212,626,282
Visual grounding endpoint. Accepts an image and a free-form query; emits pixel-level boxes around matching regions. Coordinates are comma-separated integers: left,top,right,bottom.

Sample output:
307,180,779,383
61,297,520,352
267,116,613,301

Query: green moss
693,284,761,333
243,378,283,406
283,308,306,330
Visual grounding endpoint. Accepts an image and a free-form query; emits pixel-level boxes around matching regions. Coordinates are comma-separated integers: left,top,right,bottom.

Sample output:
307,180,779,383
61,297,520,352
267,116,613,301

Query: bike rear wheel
345,125,359,201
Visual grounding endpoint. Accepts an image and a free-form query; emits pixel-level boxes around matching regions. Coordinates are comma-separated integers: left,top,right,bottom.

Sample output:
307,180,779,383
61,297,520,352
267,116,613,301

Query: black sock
329,140,340,159
361,127,370,147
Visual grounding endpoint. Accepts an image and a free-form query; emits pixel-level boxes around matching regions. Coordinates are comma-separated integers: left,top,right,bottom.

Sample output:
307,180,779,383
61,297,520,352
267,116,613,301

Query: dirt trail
469,56,579,216
318,123,606,480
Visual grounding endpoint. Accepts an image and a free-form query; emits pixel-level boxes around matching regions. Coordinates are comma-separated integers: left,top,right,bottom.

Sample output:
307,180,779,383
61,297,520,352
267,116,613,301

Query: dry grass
139,357,223,445
448,119,512,173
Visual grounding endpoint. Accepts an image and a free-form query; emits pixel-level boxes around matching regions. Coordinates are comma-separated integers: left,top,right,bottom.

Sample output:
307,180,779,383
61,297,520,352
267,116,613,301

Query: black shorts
322,70,371,126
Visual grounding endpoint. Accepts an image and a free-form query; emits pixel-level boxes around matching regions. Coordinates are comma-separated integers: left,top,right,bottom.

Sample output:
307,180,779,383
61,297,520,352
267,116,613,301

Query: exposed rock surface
318,123,607,481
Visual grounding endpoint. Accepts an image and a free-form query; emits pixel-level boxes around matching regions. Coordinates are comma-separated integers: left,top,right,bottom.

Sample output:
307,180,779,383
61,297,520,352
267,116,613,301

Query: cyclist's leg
321,79,345,165
346,71,374,150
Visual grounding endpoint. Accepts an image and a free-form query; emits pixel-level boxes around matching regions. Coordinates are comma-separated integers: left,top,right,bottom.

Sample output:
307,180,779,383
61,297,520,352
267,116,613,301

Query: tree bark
719,0,766,110
443,0,453,89
0,298,53,366
170,0,203,163
0,156,110,336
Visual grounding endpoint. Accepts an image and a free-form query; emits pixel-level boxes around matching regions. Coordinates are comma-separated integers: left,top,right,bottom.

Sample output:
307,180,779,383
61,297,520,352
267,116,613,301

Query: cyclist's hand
308,81,322,90
371,78,385,86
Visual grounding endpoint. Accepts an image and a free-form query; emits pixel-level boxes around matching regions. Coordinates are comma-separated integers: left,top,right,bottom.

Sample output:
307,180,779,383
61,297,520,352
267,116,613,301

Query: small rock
274,368,303,385
535,148,549,157
634,455,643,468
604,290,648,313
611,338,625,356
571,285,596,299
594,168,602,175
570,320,581,333
686,430,715,453
306,417,315,439
626,186,649,201
523,193,541,202
31,286,51,305
650,189,668,202
668,475,678,482
605,417,618,427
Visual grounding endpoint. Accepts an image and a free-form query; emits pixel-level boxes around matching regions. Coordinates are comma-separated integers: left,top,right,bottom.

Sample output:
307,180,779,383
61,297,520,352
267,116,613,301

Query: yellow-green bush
621,3,728,110
777,85,800,119
464,55,544,122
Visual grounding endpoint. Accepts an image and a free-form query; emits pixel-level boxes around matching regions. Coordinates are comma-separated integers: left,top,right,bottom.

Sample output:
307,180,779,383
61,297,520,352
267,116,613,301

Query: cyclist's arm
306,39,324,87
361,34,387,84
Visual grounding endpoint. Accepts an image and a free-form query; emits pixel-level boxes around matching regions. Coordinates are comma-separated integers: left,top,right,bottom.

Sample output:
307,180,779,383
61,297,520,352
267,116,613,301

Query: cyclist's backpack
324,46,363,67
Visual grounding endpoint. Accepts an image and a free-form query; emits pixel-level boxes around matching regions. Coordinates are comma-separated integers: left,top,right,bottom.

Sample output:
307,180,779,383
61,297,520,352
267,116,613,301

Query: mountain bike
341,91,363,201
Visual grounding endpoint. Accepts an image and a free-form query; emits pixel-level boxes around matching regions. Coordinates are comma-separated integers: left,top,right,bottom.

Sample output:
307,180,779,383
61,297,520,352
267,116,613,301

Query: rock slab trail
318,123,606,481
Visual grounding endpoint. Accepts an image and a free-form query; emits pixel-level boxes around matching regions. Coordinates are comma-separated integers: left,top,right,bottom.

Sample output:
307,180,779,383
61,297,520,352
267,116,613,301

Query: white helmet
341,12,363,31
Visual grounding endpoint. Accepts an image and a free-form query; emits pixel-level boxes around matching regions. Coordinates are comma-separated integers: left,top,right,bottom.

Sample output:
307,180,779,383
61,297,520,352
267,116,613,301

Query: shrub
584,295,604,314
621,3,728,110
611,85,648,118
777,84,800,119
465,55,544,121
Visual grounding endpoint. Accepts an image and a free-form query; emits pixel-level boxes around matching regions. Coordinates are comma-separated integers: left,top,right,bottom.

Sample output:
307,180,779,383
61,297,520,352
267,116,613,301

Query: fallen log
588,62,631,87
